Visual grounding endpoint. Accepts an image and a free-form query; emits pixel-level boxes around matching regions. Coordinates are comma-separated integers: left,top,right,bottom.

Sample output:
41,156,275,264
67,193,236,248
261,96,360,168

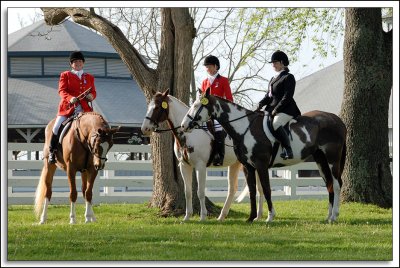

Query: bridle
145,99,181,133
75,115,110,162
185,96,255,130
87,132,110,162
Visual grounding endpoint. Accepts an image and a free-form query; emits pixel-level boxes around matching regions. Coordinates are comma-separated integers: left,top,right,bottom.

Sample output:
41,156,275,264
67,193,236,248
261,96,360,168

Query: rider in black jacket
257,50,301,159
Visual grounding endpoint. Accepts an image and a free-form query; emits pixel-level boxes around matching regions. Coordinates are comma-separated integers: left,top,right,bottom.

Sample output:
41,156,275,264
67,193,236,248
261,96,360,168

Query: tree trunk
340,8,392,208
151,8,219,216
41,7,220,216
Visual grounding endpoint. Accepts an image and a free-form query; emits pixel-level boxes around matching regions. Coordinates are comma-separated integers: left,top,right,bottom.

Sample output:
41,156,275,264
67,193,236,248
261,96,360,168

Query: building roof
8,20,117,55
8,19,147,128
8,77,147,128
294,60,393,128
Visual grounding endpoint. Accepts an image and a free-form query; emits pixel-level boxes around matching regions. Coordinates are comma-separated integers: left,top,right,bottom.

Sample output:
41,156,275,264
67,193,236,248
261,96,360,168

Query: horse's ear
205,87,211,97
111,126,121,134
163,88,170,96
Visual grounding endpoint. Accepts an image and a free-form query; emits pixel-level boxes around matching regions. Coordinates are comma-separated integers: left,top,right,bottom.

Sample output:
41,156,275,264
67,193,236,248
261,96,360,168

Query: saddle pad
262,112,277,143
58,121,72,144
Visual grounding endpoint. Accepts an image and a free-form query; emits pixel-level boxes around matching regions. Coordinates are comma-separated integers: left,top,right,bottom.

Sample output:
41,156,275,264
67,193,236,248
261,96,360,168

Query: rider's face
205,64,218,76
271,61,284,72
70,60,84,71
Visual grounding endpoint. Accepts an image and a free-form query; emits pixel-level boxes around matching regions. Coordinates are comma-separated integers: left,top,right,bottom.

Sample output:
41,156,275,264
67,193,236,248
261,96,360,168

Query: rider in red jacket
48,51,97,164
201,55,233,166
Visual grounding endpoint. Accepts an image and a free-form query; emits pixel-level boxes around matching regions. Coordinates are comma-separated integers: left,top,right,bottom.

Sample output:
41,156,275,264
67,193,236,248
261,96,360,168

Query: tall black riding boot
48,132,59,164
213,131,226,166
274,126,293,160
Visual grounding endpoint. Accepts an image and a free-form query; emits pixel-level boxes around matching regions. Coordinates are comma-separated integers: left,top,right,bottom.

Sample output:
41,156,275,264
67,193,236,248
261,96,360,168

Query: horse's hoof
70,219,76,224
328,217,337,224
246,217,255,223
266,210,275,223
266,217,274,223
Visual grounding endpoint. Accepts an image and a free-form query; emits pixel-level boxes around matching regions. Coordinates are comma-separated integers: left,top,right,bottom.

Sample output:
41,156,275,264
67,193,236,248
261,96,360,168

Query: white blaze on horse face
141,101,157,135
100,142,110,166
182,99,206,131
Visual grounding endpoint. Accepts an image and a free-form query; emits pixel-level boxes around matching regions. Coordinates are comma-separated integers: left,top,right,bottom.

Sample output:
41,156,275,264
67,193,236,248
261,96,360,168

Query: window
10,57,42,76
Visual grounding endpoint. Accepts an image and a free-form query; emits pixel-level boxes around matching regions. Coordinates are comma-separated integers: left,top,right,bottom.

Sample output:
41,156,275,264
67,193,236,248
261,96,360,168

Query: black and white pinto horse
181,88,347,223
141,89,264,221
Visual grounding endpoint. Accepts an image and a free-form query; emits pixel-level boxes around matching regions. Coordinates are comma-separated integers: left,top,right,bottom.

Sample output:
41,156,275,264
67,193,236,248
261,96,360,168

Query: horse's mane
211,95,252,112
154,92,189,109
79,112,109,128
169,95,189,108
81,112,106,121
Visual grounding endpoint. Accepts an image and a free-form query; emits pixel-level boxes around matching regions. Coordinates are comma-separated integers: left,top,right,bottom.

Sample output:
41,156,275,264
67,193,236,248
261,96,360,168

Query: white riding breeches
52,105,83,134
272,113,293,130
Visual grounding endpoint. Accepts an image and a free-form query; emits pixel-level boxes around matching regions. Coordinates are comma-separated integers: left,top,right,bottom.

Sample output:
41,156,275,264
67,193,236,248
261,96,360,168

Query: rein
75,114,108,161
186,102,258,130
87,132,108,161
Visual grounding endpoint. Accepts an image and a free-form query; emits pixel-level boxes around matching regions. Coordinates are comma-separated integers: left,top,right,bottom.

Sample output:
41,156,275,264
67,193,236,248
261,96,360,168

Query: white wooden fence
7,143,329,205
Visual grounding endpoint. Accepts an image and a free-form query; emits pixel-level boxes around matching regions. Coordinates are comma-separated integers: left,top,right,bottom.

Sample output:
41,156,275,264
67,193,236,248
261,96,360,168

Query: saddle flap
58,120,73,144
262,113,293,142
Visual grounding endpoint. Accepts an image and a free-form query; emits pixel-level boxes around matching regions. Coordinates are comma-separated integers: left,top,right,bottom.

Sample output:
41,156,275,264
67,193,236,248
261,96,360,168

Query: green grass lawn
7,200,393,261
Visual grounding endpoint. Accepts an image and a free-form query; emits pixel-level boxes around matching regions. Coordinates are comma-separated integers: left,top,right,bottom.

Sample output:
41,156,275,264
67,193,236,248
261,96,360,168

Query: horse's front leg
67,167,78,224
243,164,257,222
84,170,98,223
196,166,207,221
180,162,193,222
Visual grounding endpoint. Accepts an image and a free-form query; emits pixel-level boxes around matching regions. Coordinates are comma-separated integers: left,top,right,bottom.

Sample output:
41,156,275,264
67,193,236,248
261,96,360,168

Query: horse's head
141,89,170,136
89,127,120,170
181,88,213,133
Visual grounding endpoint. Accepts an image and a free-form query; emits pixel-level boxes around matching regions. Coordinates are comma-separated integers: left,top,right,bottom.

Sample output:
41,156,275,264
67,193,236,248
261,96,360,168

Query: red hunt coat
57,71,97,116
201,74,233,102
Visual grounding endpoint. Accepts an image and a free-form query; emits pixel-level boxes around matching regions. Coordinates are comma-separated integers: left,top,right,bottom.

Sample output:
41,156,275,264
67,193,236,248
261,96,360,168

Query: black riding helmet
69,51,85,63
268,50,289,66
203,55,220,70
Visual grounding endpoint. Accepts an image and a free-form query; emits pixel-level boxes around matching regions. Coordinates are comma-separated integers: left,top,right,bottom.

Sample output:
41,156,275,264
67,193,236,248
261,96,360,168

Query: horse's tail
339,141,346,187
34,166,48,218
236,184,249,202
341,141,346,173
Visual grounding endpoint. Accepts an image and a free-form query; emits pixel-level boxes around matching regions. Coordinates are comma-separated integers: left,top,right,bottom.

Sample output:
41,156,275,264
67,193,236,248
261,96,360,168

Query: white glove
69,97,78,104
85,93,94,101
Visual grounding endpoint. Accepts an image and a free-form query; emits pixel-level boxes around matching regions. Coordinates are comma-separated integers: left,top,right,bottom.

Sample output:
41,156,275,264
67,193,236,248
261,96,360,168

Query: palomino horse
141,89,264,221
34,112,119,224
181,88,347,223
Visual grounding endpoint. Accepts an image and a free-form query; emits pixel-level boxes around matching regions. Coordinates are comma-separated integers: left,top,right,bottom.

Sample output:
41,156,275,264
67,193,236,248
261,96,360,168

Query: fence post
290,168,297,198
102,152,116,196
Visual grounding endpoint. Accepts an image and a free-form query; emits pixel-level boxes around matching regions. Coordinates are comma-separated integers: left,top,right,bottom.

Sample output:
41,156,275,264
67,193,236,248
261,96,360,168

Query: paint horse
181,88,347,223
141,89,264,221
35,112,120,224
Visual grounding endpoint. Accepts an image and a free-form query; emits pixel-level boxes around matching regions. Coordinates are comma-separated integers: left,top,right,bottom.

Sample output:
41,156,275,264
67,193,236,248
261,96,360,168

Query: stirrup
280,149,293,160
